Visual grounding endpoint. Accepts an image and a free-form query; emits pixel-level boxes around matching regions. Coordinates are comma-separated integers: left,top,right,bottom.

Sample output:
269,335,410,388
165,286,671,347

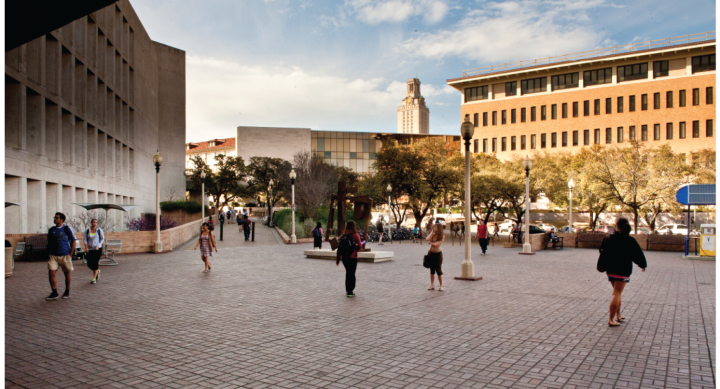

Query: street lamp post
568,178,574,232
456,114,481,281
521,156,533,254
386,184,392,226
268,178,274,227
290,169,297,243
201,170,206,222
153,150,163,253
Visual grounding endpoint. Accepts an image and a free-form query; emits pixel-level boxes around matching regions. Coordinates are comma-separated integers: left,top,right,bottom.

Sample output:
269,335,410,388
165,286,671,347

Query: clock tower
397,78,429,134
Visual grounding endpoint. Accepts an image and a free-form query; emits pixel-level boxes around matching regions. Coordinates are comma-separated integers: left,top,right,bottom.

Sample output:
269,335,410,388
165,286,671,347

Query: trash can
5,247,13,277
700,224,716,257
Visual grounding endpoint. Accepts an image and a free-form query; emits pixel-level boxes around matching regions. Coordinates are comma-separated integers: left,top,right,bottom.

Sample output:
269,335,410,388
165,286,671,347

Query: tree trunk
633,209,639,235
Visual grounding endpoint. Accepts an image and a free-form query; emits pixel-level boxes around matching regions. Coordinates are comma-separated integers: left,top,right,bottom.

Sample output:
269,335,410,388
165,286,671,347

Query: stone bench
304,249,393,263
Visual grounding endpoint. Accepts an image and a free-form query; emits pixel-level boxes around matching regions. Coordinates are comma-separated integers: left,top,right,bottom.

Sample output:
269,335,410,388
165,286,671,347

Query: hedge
160,200,203,214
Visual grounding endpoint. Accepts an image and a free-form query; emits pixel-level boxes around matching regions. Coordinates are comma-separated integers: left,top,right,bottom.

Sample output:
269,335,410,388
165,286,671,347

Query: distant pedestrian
461,222,465,237
193,222,217,273
376,217,385,245
336,221,362,297
208,216,215,231
413,226,419,243
493,223,499,238
476,220,489,255
237,213,243,232
249,208,253,216
312,222,323,250
46,212,76,300
426,222,445,291
242,215,252,241
597,218,647,327
83,219,104,284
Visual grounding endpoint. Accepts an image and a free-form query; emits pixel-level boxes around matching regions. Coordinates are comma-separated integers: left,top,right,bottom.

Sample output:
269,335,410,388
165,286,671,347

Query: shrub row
160,200,203,214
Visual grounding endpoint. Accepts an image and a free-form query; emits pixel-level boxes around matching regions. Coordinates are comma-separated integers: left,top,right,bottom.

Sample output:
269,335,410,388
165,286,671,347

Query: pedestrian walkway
5,242,715,388
182,217,281,250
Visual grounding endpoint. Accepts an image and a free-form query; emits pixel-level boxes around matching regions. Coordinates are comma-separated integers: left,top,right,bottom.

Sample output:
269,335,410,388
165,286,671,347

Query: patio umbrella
5,202,23,208
72,203,141,266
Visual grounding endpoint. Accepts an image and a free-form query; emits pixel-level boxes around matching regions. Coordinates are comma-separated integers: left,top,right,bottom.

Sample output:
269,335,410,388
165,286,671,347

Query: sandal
438,286,444,291
203,270,208,273
428,286,435,290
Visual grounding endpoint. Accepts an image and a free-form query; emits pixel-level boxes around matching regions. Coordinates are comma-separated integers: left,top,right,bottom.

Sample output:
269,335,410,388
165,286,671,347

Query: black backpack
337,234,358,257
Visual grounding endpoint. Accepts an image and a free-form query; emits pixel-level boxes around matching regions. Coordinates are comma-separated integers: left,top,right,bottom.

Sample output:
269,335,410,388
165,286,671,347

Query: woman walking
476,220,489,255
194,222,218,273
598,218,646,326
336,221,362,297
83,219,104,284
426,222,446,291
312,222,324,250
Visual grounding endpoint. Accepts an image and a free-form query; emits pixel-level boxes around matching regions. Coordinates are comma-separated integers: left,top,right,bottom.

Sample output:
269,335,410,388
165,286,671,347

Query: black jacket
599,232,647,277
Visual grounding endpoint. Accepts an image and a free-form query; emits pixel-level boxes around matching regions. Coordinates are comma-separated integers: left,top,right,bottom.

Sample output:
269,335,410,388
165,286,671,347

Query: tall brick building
447,32,715,160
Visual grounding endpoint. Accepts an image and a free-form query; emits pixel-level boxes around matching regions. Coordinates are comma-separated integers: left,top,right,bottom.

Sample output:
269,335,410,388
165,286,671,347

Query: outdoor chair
12,242,25,268
73,240,86,261
102,239,122,266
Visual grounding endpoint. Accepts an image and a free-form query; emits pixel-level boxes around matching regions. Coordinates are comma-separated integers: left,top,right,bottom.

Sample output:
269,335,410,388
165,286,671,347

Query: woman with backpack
193,222,218,273
336,221,362,297
426,222,446,291
598,218,647,326
83,218,104,284
312,222,323,250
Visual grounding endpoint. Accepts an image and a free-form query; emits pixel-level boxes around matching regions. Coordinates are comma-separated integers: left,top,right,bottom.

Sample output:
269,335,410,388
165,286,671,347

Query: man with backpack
336,221,362,297
46,212,76,300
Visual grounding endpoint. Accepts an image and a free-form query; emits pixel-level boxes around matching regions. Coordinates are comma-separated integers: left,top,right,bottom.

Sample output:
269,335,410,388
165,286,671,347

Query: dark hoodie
599,232,647,277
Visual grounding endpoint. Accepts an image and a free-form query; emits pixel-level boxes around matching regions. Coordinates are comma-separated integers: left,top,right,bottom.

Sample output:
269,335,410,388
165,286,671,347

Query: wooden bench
546,236,564,250
647,234,685,251
575,233,606,248
24,234,48,261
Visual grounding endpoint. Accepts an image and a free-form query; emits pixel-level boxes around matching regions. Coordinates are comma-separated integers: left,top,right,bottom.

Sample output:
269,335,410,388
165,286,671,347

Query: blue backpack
312,228,321,238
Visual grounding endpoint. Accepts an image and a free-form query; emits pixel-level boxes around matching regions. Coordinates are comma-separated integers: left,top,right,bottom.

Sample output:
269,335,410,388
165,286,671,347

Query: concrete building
5,0,186,233
397,78,430,134
236,126,312,164
185,138,236,172
447,32,716,160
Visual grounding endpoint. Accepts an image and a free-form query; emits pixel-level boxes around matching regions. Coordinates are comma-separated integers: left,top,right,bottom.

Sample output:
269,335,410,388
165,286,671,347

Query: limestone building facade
397,78,429,134
447,33,715,161
5,0,186,233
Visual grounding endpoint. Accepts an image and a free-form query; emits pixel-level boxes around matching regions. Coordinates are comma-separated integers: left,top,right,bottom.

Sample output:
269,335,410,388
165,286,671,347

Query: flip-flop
608,321,620,327
616,317,624,322
438,287,444,291
427,287,435,290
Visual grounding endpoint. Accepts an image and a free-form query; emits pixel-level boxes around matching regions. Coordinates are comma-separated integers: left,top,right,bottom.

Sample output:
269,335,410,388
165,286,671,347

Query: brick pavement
5,239,715,389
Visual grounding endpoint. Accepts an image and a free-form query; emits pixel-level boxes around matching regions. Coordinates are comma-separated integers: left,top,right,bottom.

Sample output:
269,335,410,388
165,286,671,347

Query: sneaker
90,279,96,284
46,292,59,300
62,291,70,299
347,294,356,297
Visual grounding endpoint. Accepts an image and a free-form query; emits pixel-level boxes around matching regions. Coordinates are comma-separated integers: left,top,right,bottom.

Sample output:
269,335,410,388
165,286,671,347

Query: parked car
535,222,554,232
498,219,516,233
635,227,651,235
594,225,617,234
656,224,689,235
434,217,447,226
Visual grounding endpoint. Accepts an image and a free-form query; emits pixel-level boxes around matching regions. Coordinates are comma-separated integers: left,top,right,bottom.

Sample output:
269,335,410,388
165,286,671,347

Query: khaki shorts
48,255,74,272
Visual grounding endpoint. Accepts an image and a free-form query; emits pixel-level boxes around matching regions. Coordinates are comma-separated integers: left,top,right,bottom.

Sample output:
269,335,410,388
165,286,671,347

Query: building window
521,135,526,150
692,54,715,73
629,95,636,111
606,128,612,144
617,62,648,82
562,131,568,147
617,127,623,143
573,130,579,146
473,139,478,153
583,130,590,145
666,91,673,108
617,96,624,113
511,109,516,123
540,134,546,148
465,85,489,102
583,100,590,116
562,103,568,118
707,87,714,104
572,102,578,117
551,104,557,119
679,122,686,138
654,93,660,109
506,81,517,96
641,94,648,110
483,139,488,153
473,113,479,127
641,125,648,141
594,128,601,144
541,105,546,120
583,67,612,86
521,108,526,122
605,98,612,114
551,132,557,148
492,138,497,152
551,72,579,91
511,136,516,150
707,119,714,137
531,134,536,149
693,88,700,106
531,107,536,121
483,112,488,126
653,60,669,78
492,111,497,125
502,110,507,125
679,90,686,107
594,99,600,115
521,77,547,95
666,123,673,140
629,126,636,140
693,121,700,138
654,124,660,140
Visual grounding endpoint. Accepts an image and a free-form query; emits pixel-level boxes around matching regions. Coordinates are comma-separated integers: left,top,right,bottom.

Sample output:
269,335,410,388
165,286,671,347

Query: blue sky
130,0,716,142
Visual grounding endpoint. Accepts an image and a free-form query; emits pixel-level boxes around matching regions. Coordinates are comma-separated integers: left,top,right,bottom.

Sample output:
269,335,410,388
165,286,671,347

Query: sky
129,0,716,142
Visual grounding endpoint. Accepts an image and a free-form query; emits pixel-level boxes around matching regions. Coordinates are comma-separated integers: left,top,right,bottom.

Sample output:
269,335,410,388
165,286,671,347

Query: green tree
495,157,541,227
246,156,292,224
186,154,247,218
689,149,716,184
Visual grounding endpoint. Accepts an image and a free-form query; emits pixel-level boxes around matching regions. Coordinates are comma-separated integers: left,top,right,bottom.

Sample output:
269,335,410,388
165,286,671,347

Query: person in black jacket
598,218,647,326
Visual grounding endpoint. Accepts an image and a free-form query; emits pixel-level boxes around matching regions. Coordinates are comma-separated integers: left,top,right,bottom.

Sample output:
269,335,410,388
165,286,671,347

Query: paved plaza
5,226,716,389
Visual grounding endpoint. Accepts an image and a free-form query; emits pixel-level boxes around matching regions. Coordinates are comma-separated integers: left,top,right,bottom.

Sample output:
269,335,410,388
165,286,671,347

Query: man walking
46,212,76,300
242,215,252,241
477,220,489,255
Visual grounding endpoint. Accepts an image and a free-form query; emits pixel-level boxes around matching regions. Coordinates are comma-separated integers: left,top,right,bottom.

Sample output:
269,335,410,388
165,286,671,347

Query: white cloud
345,0,449,25
185,55,451,141
397,0,610,64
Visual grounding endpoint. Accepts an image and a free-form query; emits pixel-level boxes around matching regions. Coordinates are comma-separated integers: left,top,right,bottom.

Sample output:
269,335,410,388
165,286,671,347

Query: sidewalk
182,217,282,251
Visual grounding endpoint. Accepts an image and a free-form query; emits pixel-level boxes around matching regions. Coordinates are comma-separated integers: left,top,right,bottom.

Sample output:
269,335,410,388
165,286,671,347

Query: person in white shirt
83,219,104,284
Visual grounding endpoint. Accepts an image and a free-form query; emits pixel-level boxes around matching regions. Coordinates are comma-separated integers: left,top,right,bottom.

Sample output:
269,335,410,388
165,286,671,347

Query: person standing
376,216,385,245
413,226,419,243
336,221,362,297
461,222,465,238
237,212,243,233
426,222,445,291
476,220,489,255
208,216,215,231
83,219,104,284
312,222,323,250
492,223,499,238
598,218,647,326
193,222,218,273
46,212,76,300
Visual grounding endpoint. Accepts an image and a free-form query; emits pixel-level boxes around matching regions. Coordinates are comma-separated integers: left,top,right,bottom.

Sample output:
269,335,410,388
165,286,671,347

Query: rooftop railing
460,31,715,78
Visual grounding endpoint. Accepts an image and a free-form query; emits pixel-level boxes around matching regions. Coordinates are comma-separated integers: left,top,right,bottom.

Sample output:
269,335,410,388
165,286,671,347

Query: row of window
472,87,714,127
473,120,714,153
464,54,716,102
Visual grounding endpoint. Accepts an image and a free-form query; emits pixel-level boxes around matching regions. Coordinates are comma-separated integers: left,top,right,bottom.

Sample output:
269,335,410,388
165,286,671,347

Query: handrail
460,31,715,78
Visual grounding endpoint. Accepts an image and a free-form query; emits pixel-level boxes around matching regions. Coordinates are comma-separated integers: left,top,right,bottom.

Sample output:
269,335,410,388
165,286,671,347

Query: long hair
316,222,322,229
616,218,631,235
430,222,445,243
345,221,357,234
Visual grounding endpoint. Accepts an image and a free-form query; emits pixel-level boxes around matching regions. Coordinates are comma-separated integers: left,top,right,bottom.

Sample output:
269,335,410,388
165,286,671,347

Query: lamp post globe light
568,178,575,233
153,150,163,253
268,178,274,227
290,169,297,243
386,184,392,225
521,156,533,254
200,170,206,222
456,114,481,280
